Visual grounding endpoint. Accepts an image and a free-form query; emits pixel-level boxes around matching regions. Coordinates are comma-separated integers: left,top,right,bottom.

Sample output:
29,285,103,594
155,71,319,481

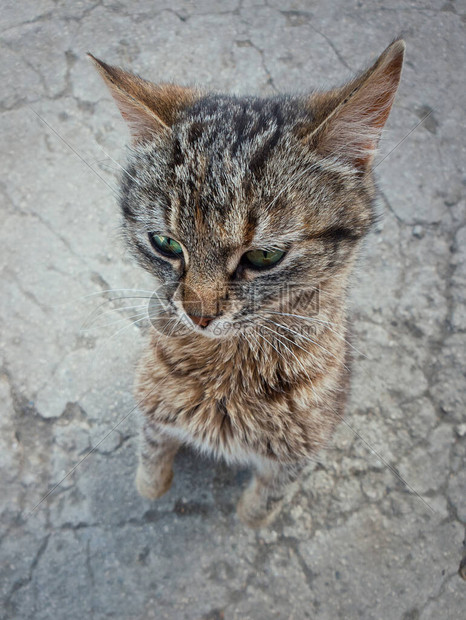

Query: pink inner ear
308,41,405,170
110,88,168,142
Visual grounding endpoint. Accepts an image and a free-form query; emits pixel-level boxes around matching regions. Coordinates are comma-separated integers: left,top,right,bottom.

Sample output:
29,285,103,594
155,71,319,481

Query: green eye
149,233,183,258
243,249,285,269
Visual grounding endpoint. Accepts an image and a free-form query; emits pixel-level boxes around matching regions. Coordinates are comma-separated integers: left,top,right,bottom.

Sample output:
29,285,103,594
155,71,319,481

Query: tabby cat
91,40,404,527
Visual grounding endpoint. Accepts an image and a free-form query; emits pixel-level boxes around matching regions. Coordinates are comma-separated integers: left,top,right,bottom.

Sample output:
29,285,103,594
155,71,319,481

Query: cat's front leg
237,459,305,528
135,421,181,500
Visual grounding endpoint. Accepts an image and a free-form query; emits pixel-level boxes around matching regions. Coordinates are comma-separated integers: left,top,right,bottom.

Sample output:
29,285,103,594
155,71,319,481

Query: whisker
80,295,155,328
247,322,286,360
262,309,340,328
166,315,183,337
108,314,150,340
266,311,334,323
97,162,121,173
244,328,266,357
259,321,348,372
80,288,155,300
249,325,301,397
257,322,309,358
260,324,319,390
263,311,367,359
260,312,376,392
265,318,340,359
96,143,141,185
29,107,119,198
241,329,291,397
81,310,149,332
82,303,151,329
51,289,155,309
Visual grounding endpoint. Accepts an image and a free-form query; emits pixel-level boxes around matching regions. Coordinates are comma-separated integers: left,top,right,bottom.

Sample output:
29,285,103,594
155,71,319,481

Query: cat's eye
148,233,183,258
243,249,285,269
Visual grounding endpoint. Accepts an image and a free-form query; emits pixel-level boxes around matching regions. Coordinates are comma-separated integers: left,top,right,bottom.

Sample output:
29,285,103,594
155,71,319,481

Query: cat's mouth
147,286,278,341
176,311,250,340
147,294,238,340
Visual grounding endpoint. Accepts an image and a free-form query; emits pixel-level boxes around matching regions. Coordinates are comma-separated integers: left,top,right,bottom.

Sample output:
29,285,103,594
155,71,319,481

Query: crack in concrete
235,38,277,92
307,24,354,72
3,534,50,616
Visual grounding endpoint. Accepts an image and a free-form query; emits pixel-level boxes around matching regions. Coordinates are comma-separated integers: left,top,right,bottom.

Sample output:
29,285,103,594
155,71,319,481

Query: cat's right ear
304,40,405,171
88,55,199,143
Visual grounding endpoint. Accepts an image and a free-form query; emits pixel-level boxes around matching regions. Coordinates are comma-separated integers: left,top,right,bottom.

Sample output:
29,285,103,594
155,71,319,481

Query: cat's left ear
88,55,199,143
305,39,405,170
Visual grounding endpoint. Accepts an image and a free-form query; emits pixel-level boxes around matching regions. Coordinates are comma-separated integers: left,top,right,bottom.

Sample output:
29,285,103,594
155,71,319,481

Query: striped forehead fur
121,99,372,243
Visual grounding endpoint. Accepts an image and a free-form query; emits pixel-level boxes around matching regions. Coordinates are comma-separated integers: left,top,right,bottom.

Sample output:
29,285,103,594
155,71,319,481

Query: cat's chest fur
135,330,346,465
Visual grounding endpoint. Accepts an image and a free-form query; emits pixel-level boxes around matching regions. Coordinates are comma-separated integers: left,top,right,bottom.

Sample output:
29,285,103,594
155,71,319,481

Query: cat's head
90,40,404,339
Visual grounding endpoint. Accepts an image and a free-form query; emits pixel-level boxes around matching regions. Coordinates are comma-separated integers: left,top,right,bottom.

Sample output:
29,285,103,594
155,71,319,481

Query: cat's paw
135,464,174,500
237,485,283,529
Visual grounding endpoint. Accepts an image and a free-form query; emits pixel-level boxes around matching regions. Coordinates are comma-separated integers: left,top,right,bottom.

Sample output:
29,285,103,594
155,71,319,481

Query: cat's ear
88,55,199,142
305,39,405,170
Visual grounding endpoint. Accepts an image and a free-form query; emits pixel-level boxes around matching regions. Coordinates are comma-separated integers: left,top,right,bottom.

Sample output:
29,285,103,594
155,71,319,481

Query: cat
90,39,405,527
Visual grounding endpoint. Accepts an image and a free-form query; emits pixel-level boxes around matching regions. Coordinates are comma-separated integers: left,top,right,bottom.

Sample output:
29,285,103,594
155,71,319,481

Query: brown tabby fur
91,40,405,527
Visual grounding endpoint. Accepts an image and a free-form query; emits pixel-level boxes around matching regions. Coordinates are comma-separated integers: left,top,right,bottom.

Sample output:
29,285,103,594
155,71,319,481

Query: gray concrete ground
1,1,465,618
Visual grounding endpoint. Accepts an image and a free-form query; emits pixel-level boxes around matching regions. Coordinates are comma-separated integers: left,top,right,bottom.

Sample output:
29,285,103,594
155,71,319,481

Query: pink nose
187,314,214,329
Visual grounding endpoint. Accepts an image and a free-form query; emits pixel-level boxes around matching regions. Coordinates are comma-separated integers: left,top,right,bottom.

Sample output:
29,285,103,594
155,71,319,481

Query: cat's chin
154,312,240,341
187,318,240,340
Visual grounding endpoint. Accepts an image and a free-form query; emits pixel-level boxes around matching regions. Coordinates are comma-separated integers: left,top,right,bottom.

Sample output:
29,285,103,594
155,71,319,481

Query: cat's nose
187,314,215,329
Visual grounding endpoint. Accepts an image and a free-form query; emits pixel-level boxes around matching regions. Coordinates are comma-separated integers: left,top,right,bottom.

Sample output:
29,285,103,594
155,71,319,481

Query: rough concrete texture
1,1,465,618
